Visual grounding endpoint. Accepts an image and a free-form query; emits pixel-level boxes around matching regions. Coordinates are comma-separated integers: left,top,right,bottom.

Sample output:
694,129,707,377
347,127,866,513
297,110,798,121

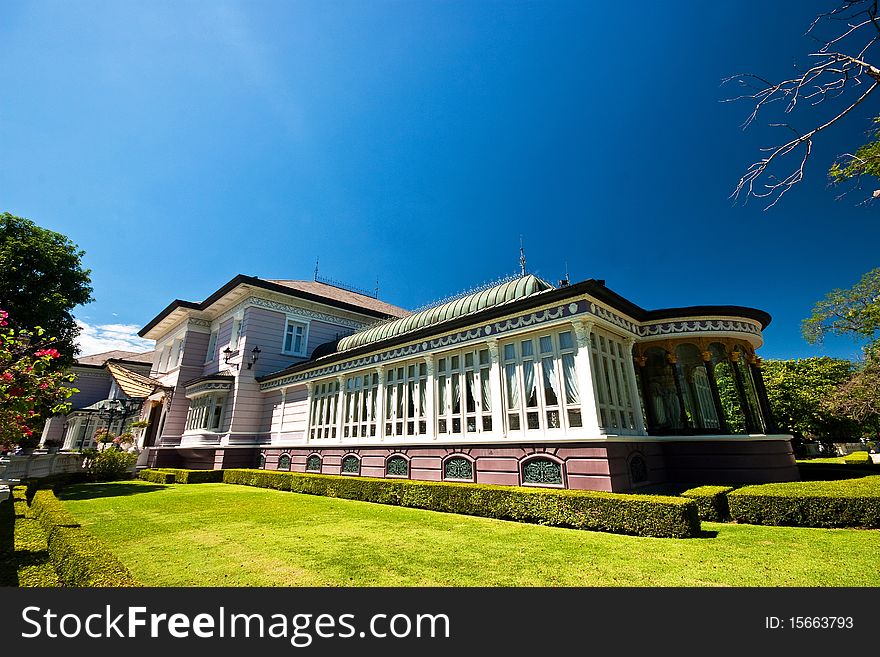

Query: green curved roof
337,275,554,352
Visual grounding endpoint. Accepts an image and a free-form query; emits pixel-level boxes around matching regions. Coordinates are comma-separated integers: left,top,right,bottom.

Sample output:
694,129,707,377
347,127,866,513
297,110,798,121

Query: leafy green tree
760,357,862,449
802,268,880,345
0,212,93,360
826,345,880,439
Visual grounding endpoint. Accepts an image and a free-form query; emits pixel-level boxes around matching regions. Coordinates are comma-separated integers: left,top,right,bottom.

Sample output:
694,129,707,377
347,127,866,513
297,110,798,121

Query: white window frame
435,347,492,437
184,392,227,432
282,317,310,357
500,327,582,435
229,315,243,351
383,361,427,438
590,327,638,433
205,329,219,363
343,372,380,439
309,381,339,440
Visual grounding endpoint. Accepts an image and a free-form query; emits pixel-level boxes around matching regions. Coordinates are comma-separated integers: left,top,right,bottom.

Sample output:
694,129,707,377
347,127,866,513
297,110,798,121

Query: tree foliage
760,357,862,442
0,309,77,450
0,212,93,361
802,267,880,344
826,345,880,436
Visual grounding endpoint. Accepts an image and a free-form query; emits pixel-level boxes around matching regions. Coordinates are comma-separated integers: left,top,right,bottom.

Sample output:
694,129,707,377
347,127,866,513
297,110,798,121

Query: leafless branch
728,1,880,208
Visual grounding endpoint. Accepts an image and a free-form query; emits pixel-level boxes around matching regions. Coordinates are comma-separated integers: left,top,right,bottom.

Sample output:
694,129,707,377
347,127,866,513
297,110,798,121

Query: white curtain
505,364,519,410
481,368,491,412
542,357,560,405
562,353,579,405
523,361,537,407
451,373,461,413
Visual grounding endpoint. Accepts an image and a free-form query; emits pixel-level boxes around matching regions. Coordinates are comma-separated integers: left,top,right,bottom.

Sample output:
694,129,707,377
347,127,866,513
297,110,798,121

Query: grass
796,457,846,464
0,487,60,587
55,480,880,587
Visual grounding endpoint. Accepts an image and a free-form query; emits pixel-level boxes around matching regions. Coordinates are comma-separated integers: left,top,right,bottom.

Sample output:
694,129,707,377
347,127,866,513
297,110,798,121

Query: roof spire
519,235,526,276
314,257,319,281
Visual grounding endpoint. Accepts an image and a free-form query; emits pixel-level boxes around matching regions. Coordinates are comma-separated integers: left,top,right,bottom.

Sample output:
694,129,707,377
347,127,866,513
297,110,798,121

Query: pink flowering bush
0,309,76,449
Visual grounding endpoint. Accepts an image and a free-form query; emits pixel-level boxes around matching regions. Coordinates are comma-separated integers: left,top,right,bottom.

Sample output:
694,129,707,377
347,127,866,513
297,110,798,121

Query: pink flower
34,348,60,359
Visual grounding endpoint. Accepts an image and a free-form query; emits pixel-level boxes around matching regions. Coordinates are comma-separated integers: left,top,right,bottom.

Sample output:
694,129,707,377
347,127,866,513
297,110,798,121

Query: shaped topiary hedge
221,468,701,538
680,486,735,522
843,451,872,465
728,475,880,528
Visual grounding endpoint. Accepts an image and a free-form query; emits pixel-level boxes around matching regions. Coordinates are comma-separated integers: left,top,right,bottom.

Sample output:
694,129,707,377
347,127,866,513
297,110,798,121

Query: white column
278,388,287,441
303,383,313,444
624,338,648,435
572,319,602,436
335,375,346,444
487,339,504,437
374,367,386,442
424,355,436,440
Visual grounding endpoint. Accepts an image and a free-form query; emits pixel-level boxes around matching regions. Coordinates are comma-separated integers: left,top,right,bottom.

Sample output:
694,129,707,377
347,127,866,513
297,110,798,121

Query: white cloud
75,320,155,357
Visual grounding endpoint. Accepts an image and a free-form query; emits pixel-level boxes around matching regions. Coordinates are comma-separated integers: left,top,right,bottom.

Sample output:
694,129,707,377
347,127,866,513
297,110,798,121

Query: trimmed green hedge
728,475,880,528
29,489,140,587
680,486,735,522
843,451,872,465
138,468,224,484
222,468,701,538
0,487,61,587
138,470,176,484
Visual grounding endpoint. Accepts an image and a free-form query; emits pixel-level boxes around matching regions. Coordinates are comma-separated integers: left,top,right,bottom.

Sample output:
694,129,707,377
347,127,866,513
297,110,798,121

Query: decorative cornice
185,381,232,396
637,318,762,339
247,296,368,330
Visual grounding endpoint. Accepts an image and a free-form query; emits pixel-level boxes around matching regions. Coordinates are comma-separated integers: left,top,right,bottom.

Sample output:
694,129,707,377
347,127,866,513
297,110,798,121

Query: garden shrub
85,449,138,482
680,486,734,521
728,475,880,528
843,451,872,465
138,468,223,484
29,489,140,587
222,468,701,538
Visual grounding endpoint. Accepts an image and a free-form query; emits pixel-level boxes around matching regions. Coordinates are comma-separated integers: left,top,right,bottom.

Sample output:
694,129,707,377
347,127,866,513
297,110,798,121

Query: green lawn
58,480,879,587
796,457,847,464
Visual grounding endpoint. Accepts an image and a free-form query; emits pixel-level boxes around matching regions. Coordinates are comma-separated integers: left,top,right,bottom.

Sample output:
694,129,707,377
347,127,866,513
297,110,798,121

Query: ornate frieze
637,319,762,339
185,381,233,396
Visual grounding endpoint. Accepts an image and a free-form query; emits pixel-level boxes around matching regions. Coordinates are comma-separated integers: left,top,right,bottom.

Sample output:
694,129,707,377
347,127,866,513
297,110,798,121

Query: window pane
479,349,489,365
503,344,515,361
505,364,519,409
523,361,537,408
465,352,474,368
521,340,533,357
540,336,553,353
480,368,491,412
559,331,574,350
542,357,559,406
562,353,580,404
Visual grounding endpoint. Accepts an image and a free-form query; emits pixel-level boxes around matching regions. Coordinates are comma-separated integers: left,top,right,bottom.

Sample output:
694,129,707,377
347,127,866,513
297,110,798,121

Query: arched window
386,455,409,477
306,454,321,472
522,457,562,485
258,453,266,469
629,454,648,484
675,343,720,431
443,456,473,481
342,455,360,474
278,454,291,471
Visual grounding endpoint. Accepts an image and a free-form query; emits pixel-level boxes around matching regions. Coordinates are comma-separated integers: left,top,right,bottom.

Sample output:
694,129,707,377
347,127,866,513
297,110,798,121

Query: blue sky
1,1,878,359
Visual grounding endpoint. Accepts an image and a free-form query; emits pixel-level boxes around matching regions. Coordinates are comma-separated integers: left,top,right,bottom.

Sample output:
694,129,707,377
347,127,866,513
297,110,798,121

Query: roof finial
314,257,319,281
375,277,380,299
519,235,526,276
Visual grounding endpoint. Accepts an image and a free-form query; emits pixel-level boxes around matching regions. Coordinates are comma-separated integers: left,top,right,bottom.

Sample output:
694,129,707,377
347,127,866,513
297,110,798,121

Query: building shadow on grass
57,482,168,501
696,529,719,539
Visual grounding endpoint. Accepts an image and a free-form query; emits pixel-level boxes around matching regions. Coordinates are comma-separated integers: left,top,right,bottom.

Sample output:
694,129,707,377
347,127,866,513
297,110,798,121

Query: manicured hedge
29,489,140,587
222,469,701,538
138,468,223,484
843,451,872,465
728,475,880,528
680,486,734,522
138,469,176,484
0,487,61,587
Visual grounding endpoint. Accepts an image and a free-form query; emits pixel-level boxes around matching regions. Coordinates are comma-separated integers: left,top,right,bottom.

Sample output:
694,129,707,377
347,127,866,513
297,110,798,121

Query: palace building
122,273,796,491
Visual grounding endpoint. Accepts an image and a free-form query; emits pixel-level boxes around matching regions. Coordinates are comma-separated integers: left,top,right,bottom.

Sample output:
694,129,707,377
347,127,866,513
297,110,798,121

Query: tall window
343,372,379,438
309,381,339,440
185,393,226,431
436,348,492,435
590,330,637,432
501,330,581,433
230,317,243,350
205,330,219,363
283,319,308,356
385,362,427,437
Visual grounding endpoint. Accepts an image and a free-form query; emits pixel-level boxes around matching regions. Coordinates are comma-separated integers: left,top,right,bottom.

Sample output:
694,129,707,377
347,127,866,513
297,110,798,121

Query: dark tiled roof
265,280,408,318
76,350,155,366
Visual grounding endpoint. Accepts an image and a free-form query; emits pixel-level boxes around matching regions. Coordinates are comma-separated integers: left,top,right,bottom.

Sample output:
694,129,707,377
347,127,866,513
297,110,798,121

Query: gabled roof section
77,350,155,366
139,275,408,339
107,362,169,399
337,275,554,352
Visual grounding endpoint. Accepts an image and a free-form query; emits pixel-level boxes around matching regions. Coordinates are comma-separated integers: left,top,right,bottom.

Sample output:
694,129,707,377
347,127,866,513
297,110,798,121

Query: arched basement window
278,454,291,471
258,453,266,469
629,455,648,484
522,457,562,485
306,454,321,472
386,455,409,477
342,455,360,474
444,456,473,481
